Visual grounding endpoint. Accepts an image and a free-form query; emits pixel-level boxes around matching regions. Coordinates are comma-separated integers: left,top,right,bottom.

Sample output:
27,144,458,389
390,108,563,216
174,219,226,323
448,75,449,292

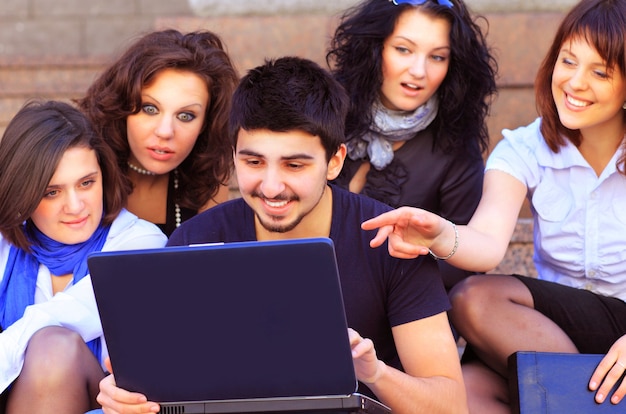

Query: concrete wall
0,0,192,57
0,0,577,58
153,9,564,154
0,0,571,164
188,0,578,15
0,0,577,275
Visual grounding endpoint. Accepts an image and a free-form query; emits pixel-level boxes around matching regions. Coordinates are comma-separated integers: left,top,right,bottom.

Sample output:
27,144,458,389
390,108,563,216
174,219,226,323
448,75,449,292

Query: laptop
88,237,391,414
509,351,624,413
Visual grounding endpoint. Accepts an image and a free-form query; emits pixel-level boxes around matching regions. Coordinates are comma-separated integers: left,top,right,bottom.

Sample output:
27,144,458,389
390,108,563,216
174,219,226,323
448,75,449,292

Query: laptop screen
88,238,358,403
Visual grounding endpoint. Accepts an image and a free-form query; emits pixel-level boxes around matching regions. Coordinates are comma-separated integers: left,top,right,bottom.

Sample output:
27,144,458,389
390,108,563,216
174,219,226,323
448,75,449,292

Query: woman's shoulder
495,118,559,166
106,209,167,247
499,118,546,151
487,118,552,181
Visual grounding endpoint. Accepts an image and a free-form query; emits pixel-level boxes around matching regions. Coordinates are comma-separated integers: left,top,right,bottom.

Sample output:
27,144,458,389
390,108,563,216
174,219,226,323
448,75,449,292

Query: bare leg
449,275,578,376
463,361,510,414
6,326,105,414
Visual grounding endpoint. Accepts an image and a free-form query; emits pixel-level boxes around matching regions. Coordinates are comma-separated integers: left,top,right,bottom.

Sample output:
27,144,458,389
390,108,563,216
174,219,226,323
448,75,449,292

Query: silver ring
616,361,626,370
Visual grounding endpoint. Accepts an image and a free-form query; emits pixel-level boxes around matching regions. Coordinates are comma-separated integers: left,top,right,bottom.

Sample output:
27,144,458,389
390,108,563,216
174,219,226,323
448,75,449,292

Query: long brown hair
79,29,239,210
0,100,127,251
535,0,626,172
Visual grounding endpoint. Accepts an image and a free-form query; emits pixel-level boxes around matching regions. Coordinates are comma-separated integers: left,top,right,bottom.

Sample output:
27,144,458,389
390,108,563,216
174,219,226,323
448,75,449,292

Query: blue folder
509,351,625,413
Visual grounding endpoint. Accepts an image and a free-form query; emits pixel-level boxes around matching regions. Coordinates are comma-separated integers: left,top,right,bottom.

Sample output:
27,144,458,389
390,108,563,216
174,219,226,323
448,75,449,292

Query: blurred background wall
0,0,569,274
0,0,576,144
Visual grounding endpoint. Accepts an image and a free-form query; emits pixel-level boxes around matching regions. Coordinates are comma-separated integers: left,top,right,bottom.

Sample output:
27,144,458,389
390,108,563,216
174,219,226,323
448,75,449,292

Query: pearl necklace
127,162,155,176
127,162,181,228
173,170,181,228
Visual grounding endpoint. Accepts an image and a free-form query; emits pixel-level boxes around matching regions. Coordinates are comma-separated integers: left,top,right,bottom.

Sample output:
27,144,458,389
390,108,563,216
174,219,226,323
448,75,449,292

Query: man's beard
255,212,305,233
250,184,326,234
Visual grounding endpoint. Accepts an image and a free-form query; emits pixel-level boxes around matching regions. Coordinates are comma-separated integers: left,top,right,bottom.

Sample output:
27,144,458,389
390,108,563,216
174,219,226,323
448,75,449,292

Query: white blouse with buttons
487,118,626,301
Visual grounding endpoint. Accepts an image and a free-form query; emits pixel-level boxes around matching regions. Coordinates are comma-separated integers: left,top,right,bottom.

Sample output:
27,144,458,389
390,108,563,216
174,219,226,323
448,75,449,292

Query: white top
0,209,167,392
486,118,626,300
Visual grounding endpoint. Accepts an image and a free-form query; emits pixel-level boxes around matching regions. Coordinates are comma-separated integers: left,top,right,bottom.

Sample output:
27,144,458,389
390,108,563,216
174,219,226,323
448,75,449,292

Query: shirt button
584,283,594,290
588,270,596,277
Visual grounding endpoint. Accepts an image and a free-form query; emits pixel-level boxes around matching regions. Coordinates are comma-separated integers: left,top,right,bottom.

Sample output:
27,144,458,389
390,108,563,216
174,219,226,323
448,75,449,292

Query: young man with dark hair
96,56,467,414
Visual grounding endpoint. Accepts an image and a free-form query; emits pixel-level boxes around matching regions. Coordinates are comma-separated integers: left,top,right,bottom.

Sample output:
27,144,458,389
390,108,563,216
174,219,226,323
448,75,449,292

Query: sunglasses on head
389,0,454,8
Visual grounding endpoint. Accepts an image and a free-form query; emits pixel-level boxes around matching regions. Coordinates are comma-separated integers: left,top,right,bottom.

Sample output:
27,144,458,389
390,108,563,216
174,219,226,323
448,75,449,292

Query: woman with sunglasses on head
79,29,238,236
0,101,167,413
328,0,497,290
363,0,626,410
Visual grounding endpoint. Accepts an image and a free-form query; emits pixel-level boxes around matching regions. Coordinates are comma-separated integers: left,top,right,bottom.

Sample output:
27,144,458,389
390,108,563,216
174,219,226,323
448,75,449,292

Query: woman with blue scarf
0,101,167,413
327,0,497,290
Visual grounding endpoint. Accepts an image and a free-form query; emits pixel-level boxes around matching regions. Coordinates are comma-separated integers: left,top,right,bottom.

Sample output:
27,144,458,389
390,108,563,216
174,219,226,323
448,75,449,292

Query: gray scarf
347,96,438,170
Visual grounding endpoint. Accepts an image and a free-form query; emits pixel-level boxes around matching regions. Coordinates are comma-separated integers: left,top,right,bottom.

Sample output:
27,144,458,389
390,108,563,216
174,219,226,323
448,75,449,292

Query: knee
22,326,86,385
449,275,492,319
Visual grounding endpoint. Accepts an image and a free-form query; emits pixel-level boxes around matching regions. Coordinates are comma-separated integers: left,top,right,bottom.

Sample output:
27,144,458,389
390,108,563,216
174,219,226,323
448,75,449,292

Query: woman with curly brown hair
79,29,239,236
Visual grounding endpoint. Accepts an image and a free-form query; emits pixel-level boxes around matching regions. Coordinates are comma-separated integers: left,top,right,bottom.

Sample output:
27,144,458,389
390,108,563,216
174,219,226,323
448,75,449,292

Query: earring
623,102,626,110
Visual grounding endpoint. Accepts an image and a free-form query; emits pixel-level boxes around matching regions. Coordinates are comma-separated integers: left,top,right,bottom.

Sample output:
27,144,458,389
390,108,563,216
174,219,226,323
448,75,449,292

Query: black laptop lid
88,237,358,403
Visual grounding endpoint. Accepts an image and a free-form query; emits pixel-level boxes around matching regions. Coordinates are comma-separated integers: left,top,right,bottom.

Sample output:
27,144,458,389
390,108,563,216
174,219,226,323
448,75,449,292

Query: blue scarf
0,223,111,362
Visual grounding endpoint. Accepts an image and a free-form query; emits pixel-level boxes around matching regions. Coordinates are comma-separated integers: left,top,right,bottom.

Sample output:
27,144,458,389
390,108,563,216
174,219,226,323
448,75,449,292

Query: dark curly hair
78,29,239,211
534,0,626,173
326,0,497,157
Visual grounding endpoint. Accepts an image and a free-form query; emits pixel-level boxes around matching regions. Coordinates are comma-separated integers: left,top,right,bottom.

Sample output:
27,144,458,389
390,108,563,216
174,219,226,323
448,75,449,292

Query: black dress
156,174,196,237
333,125,484,289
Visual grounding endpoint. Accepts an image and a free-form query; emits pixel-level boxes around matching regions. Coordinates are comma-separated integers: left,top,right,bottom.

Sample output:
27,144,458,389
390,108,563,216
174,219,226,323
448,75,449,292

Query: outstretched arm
361,207,446,258
362,170,527,272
